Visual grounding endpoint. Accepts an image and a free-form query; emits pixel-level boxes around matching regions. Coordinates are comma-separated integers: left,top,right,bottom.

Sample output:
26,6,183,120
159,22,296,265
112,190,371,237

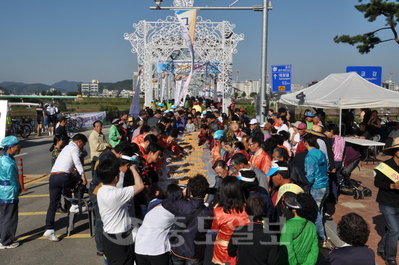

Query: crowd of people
5,97,399,264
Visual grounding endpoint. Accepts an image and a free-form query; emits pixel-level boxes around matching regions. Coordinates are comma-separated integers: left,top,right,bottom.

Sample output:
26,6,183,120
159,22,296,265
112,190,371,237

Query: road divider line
19,211,63,216
18,233,92,241
24,157,91,188
20,194,49,198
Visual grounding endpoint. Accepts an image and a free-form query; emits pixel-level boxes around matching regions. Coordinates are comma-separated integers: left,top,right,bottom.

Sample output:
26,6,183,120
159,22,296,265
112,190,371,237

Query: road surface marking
19,211,63,216
18,234,92,241
20,194,49,198
25,174,49,187
15,153,27,157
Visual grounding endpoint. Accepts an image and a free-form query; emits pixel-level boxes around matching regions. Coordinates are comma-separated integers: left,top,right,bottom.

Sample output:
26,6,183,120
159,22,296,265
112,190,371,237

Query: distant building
102,89,110,97
102,89,119,98
382,79,396,91
232,79,261,98
80,81,99,97
307,80,318,87
291,84,304,93
120,90,134,98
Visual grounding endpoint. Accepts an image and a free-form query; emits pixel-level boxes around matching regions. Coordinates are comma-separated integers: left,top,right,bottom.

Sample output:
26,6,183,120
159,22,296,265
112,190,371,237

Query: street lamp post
260,0,270,123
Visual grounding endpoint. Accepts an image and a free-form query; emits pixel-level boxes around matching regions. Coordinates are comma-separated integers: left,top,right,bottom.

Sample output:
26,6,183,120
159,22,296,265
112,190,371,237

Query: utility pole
151,1,272,121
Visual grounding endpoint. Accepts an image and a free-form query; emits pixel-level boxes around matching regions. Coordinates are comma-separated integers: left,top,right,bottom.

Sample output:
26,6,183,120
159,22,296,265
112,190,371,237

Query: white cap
249,118,258,125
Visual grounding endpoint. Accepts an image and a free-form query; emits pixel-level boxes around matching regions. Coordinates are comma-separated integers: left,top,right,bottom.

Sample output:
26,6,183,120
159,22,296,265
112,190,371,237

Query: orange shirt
132,134,144,145
250,149,271,175
211,144,222,164
211,207,249,264
138,144,146,156
158,136,182,156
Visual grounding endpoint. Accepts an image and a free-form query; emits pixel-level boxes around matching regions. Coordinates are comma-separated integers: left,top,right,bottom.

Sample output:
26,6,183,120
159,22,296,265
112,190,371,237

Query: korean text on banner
76,111,107,128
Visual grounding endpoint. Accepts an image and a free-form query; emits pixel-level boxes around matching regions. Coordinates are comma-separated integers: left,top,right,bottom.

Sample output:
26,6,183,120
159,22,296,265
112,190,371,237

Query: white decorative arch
124,12,244,106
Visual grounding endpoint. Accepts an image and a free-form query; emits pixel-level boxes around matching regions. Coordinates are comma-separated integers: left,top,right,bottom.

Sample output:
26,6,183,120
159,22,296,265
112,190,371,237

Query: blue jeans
378,204,399,261
310,187,328,240
329,161,342,201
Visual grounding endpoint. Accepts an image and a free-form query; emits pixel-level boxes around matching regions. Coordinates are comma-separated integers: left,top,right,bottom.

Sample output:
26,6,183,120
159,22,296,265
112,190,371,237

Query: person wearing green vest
5,115,12,136
374,138,399,265
279,194,319,265
108,118,122,148
304,111,315,130
166,101,172,110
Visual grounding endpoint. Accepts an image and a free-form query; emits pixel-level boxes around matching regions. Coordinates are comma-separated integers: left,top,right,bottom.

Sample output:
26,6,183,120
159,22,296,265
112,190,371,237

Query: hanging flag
175,9,197,105
129,67,142,119
160,71,167,103
174,74,183,103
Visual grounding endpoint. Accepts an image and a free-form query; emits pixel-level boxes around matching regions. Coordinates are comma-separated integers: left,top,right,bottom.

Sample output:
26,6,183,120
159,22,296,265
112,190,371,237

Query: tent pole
339,104,342,136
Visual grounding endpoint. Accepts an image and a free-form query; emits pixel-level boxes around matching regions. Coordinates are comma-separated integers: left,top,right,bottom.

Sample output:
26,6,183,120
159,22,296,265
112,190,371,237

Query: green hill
98,79,133,93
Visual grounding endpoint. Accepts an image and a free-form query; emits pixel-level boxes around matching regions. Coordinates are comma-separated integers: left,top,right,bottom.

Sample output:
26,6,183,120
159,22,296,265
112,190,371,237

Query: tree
250,92,258,97
58,101,67,112
242,91,246,98
334,0,399,54
67,91,79,96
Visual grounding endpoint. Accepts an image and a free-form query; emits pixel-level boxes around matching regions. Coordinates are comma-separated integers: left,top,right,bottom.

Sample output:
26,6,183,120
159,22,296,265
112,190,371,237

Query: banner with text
157,60,220,74
76,111,107,128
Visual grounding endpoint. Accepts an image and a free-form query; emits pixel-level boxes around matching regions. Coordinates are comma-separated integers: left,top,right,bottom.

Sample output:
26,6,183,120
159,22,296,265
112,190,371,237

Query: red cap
298,123,306,130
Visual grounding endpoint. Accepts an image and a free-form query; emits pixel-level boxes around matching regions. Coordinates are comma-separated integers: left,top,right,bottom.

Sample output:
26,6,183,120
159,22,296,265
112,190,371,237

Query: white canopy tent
279,72,399,135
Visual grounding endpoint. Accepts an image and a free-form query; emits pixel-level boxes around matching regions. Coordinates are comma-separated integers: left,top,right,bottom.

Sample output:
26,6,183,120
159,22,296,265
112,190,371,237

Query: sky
1,0,398,87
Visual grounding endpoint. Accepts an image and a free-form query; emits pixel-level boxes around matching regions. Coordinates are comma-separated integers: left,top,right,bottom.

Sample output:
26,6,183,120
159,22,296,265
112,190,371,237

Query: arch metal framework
124,13,244,108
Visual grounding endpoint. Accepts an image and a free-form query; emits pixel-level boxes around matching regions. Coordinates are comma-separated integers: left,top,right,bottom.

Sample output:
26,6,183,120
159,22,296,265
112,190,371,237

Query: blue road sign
271,65,292,93
346,66,382,86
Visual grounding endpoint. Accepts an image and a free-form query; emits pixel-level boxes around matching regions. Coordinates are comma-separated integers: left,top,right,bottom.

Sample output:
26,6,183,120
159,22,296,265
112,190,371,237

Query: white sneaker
0,242,19,249
43,229,59,242
69,204,87,213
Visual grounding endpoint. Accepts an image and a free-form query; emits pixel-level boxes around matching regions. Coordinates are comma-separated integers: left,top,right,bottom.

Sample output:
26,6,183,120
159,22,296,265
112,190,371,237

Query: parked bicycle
21,117,36,132
9,119,31,138
65,113,83,132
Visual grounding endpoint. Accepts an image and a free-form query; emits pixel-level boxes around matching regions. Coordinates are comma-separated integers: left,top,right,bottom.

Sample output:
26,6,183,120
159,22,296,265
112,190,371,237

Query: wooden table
344,137,385,165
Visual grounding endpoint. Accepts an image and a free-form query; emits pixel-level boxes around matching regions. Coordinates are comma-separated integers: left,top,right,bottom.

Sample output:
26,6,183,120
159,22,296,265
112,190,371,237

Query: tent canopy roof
279,72,399,109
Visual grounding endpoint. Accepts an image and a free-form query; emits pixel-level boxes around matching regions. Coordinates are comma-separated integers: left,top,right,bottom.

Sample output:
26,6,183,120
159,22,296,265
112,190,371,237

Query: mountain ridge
0,80,134,94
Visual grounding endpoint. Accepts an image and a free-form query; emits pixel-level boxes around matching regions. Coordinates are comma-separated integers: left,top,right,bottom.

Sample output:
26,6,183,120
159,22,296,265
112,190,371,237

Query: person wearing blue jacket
0,136,21,249
304,133,329,248
163,174,214,265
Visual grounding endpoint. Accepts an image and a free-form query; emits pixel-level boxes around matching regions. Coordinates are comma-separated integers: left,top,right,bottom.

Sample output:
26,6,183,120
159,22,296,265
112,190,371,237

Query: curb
325,220,344,248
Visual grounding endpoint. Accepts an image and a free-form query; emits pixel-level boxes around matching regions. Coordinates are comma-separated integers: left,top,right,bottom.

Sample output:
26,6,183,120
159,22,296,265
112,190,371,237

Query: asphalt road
2,127,329,265
2,128,105,265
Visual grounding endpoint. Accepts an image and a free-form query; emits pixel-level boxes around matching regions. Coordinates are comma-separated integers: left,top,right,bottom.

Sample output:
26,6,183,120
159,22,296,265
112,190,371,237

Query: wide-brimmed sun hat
291,121,302,128
306,125,325,137
112,118,121,124
382,138,399,156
